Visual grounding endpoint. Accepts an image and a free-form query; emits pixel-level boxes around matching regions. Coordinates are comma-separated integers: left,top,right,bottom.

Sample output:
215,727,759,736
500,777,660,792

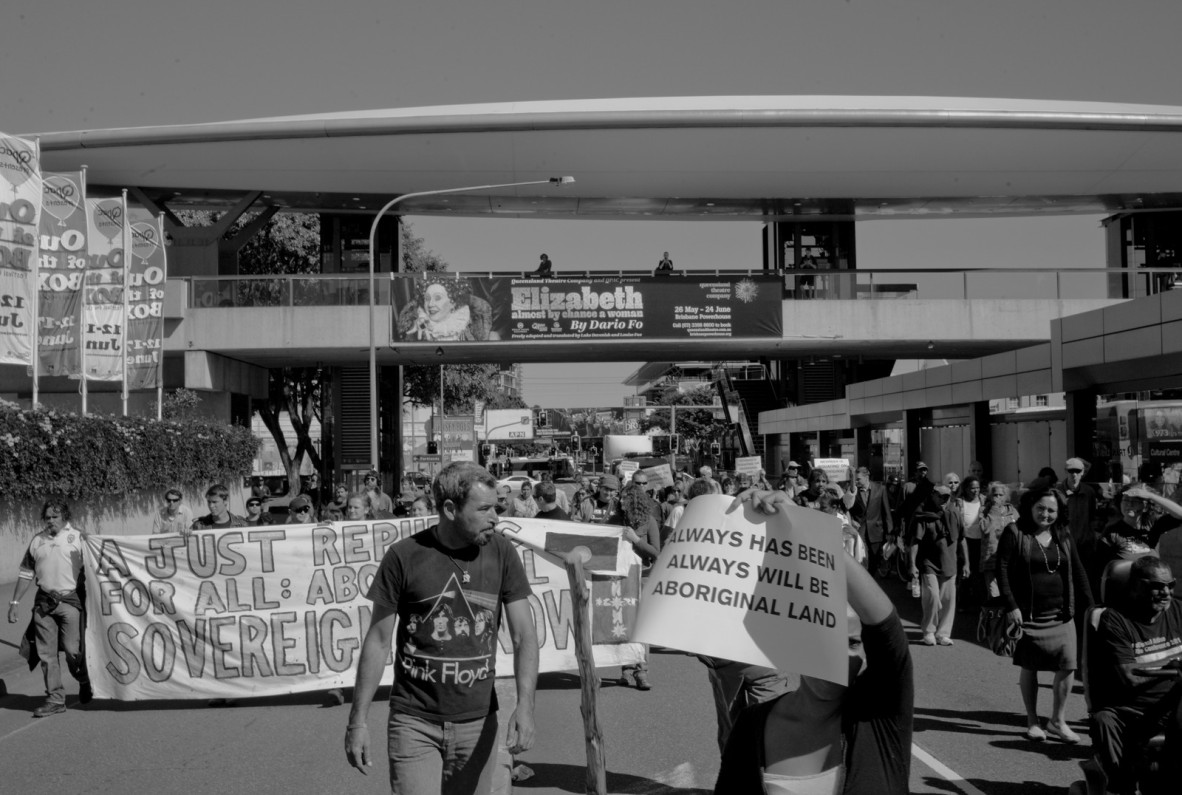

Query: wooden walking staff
562,546,607,795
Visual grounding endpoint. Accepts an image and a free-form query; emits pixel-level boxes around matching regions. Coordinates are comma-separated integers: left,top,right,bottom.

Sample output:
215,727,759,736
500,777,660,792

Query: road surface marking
913,742,989,795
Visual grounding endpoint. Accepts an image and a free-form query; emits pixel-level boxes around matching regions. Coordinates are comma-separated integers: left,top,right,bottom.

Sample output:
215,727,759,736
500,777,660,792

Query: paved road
0,576,1091,794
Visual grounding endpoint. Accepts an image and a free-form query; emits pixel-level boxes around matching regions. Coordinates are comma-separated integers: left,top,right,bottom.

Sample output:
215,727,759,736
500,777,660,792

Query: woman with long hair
997,486,1092,743
610,484,662,690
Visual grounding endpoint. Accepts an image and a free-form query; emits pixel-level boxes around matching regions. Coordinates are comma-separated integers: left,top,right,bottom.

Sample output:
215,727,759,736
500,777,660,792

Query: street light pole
367,176,575,472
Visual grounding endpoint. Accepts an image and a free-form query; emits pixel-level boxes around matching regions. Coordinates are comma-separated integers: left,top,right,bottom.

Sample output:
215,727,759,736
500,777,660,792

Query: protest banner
814,457,852,483
83,516,643,700
617,460,639,482
632,494,849,684
82,196,126,381
0,132,40,367
125,207,166,390
37,170,86,377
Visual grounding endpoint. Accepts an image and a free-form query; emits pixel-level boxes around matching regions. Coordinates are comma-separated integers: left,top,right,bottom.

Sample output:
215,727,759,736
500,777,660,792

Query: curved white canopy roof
34,96,1182,218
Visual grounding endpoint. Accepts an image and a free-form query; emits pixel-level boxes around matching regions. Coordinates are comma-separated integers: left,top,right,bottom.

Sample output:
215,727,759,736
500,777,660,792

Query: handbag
876,537,898,578
977,602,1023,657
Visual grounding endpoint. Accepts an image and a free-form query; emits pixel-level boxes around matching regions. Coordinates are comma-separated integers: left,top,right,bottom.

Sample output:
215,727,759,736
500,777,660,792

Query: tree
639,383,728,453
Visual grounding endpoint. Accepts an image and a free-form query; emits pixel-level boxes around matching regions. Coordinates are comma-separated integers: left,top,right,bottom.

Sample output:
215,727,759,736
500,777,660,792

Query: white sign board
642,463,675,491
617,460,640,481
814,457,852,483
482,409,534,441
632,495,849,684
734,456,762,478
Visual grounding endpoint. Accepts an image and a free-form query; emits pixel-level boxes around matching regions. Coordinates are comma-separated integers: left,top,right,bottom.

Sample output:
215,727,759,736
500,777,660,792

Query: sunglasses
247,502,261,508
1143,580,1177,593
296,506,312,513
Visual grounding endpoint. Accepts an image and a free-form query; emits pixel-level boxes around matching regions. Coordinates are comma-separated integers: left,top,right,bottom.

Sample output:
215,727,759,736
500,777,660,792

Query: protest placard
641,463,674,491
83,516,642,700
632,494,849,684
617,460,639,481
734,456,762,479
814,457,852,483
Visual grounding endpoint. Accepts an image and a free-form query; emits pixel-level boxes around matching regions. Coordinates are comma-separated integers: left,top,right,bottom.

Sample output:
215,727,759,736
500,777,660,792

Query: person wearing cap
899,461,934,528
534,481,569,521
575,474,621,523
286,494,317,524
778,461,805,498
363,471,394,516
152,488,193,536
243,496,274,525
908,484,967,646
191,484,248,530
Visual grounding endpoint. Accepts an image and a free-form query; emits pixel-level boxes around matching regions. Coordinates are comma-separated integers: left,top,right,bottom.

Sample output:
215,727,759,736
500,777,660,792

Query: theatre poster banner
126,207,166,390
83,197,127,382
391,273,782,343
83,516,643,700
0,133,41,367
37,171,87,377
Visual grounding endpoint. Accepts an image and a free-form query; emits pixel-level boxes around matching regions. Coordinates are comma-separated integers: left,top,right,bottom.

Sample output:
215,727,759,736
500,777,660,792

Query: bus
507,455,579,482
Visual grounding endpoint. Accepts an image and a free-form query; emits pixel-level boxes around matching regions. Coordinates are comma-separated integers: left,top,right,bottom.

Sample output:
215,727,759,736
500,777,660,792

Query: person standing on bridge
345,461,538,793
715,489,914,795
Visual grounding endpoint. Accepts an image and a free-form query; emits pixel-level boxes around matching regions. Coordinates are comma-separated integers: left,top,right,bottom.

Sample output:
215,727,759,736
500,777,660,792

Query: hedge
0,399,259,502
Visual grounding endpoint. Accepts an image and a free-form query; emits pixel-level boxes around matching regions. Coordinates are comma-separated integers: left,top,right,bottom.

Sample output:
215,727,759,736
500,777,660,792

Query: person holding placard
714,489,914,795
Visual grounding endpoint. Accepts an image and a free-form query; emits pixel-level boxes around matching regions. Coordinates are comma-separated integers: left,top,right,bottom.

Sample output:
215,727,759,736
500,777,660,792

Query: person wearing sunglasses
1093,483,1182,589
1084,555,1182,794
286,495,317,524
151,488,193,537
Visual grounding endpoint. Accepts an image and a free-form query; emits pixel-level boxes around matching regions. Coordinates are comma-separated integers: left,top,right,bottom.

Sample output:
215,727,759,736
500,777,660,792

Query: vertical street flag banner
633,495,850,685
83,516,643,700
37,171,87,376
126,207,166,389
0,133,41,366
83,197,127,381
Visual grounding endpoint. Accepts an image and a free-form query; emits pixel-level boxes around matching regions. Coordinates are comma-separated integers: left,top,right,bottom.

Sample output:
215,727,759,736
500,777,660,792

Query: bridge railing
184,267,1180,308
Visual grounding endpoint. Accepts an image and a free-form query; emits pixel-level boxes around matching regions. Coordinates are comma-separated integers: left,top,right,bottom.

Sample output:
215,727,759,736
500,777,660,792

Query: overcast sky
5,1,1178,405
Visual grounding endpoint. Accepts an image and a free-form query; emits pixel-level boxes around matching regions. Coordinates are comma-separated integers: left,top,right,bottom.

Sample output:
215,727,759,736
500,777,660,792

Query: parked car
497,475,541,498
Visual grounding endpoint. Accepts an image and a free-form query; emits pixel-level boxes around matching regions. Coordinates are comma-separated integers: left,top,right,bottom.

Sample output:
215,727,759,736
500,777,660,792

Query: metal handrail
182,266,1180,307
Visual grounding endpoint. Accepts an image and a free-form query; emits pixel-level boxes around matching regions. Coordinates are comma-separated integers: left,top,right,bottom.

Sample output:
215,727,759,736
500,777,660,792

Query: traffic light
670,434,680,453
536,410,548,428
710,441,721,457
481,444,492,458
427,441,438,454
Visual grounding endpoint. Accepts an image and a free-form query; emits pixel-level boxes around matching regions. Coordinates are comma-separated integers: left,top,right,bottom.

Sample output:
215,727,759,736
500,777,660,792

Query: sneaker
33,701,67,718
78,682,93,705
1024,724,1047,741
618,669,635,688
922,634,936,646
1046,721,1081,744
634,671,652,691
936,636,954,647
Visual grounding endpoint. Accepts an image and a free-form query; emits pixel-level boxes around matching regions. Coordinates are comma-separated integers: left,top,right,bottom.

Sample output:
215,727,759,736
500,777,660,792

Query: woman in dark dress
997,486,1093,743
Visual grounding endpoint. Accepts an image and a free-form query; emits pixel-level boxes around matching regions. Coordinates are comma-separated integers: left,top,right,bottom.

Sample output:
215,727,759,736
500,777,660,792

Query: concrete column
968,401,993,481
1065,387,1099,467
854,425,872,470
903,409,924,473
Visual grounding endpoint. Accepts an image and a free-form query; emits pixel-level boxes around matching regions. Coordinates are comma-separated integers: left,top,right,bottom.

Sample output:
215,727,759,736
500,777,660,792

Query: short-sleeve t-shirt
367,528,533,721
19,526,85,593
1092,600,1182,712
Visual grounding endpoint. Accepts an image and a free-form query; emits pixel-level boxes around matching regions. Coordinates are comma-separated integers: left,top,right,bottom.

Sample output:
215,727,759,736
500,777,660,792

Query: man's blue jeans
387,710,499,795
33,598,87,704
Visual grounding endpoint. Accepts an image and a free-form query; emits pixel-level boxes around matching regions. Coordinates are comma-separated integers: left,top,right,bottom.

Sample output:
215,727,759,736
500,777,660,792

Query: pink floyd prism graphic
398,573,500,688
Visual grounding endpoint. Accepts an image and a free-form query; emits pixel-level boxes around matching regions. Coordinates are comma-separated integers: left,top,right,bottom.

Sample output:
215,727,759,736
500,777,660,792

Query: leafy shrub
0,399,259,502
